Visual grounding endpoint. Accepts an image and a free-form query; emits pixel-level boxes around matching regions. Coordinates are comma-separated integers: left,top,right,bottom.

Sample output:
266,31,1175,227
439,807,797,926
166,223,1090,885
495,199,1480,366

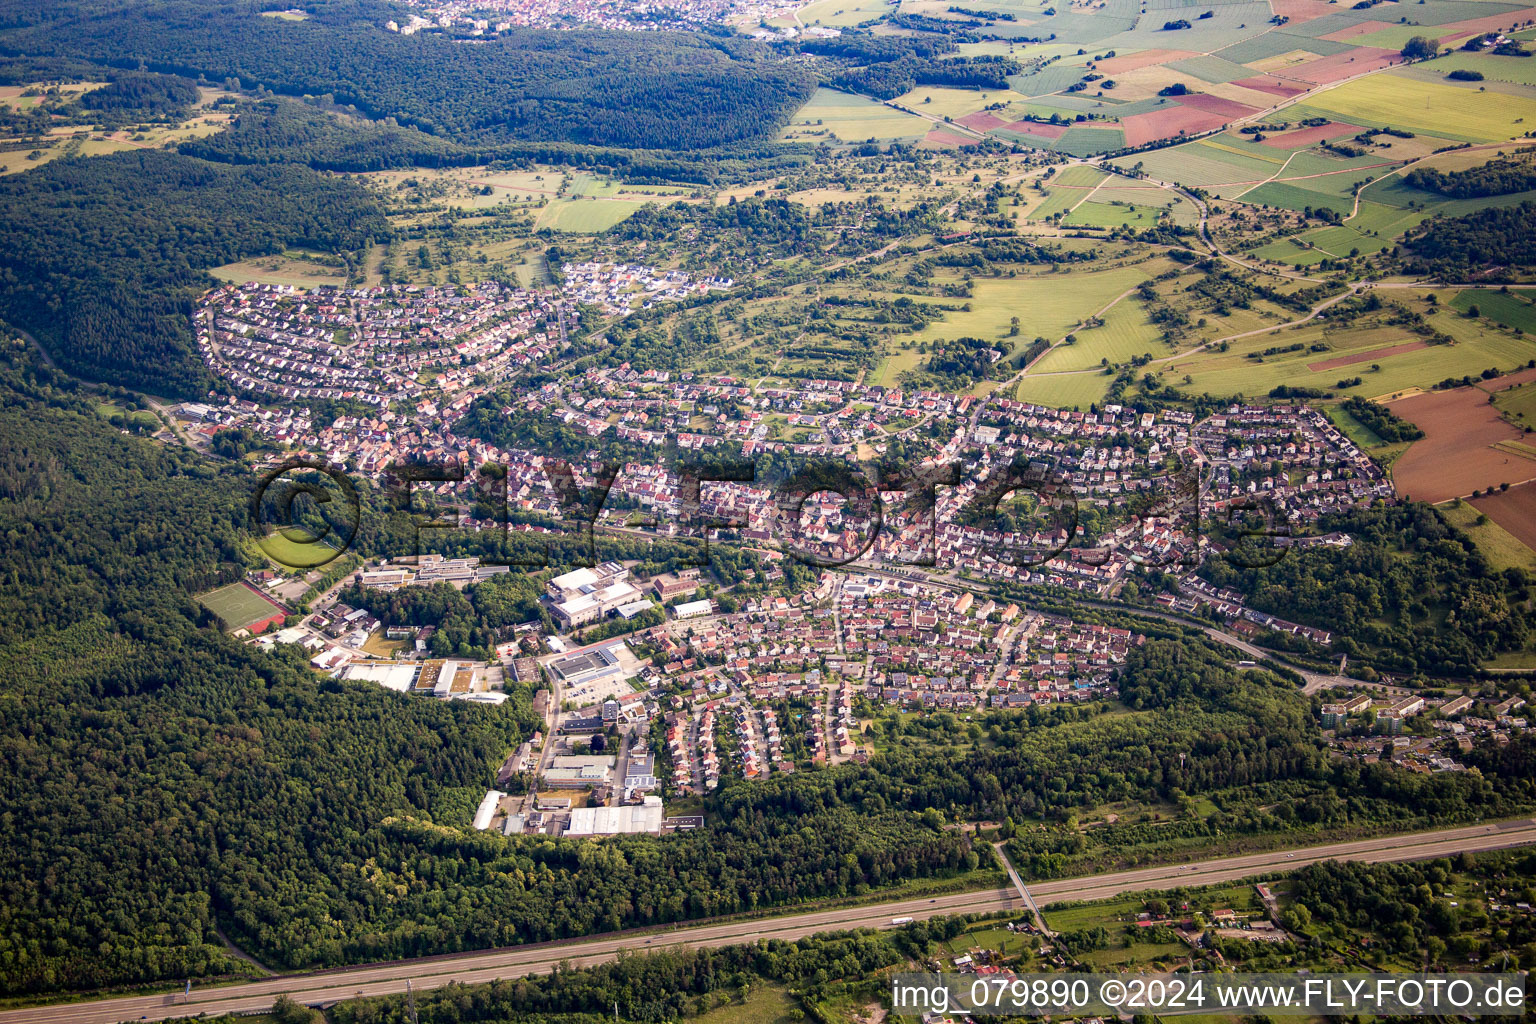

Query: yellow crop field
1299,71,1536,143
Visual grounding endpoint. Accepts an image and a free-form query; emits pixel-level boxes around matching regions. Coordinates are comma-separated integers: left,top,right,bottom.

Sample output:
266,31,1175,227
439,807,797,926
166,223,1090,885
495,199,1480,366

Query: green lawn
1054,126,1126,157
1402,50,1536,88
1324,403,1384,448
1494,378,1536,428
1053,165,1111,188
1240,181,1353,216
252,528,337,571
797,0,893,26
93,401,160,431
1011,368,1114,408
910,262,1160,356
1063,199,1173,227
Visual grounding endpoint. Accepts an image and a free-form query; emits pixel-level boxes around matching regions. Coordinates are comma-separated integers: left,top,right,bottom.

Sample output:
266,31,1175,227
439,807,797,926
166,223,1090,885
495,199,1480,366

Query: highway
11,818,1536,1024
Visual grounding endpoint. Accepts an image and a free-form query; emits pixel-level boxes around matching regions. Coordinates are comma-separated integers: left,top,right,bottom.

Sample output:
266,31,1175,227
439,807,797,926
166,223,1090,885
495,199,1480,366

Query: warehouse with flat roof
565,796,665,836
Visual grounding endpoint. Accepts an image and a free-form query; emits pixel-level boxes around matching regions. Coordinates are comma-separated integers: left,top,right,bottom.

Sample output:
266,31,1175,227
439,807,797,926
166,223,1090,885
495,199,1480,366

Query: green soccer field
197,582,286,631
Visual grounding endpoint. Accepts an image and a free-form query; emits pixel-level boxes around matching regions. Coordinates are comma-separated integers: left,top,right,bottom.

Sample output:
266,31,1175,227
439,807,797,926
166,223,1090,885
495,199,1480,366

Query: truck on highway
891,917,913,925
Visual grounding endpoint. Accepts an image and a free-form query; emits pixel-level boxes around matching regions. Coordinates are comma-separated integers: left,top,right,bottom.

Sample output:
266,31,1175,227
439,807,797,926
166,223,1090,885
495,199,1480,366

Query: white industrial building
542,754,615,788
472,789,506,830
672,599,713,620
565,795,665,836
340,662,417,693
545,562,643,630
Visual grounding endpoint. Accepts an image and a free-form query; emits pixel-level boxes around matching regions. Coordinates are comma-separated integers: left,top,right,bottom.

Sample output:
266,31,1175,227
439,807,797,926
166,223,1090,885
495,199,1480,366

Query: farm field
1396,50,1536,87
196,581,289,633
1167,304,1536,401
1388,384,1536,502
1451,288,1536,334
1440,498,1536,573
1289,70,1536,142
533,198,645,233
893,85,1029,120
782,87,930,143
1469,482,1536,567
1136,135,1284,188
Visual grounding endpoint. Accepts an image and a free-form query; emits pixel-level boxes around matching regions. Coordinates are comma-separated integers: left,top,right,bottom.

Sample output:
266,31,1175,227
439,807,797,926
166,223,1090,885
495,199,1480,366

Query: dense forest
831,55,1018,101
1199,503,1531,674
1403,156,1536,198
799,29,1019,100
0,149,386,395
1401,201,1536,279
0,0,816,150
179,97,814,182
79,69,200,112
182,96,470,170
0,346,539,994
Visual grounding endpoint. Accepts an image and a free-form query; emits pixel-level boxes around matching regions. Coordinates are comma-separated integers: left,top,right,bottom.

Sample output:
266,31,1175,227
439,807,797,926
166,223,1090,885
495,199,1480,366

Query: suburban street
11,818,1536,1024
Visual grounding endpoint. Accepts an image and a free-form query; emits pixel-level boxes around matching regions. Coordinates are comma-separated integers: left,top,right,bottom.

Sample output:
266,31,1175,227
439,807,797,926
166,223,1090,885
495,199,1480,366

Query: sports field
197,581,289,632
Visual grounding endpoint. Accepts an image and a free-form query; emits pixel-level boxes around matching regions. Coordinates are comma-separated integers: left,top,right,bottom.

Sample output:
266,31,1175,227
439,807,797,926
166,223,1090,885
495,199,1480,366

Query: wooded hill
0,149,387,396
0,0,817,151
